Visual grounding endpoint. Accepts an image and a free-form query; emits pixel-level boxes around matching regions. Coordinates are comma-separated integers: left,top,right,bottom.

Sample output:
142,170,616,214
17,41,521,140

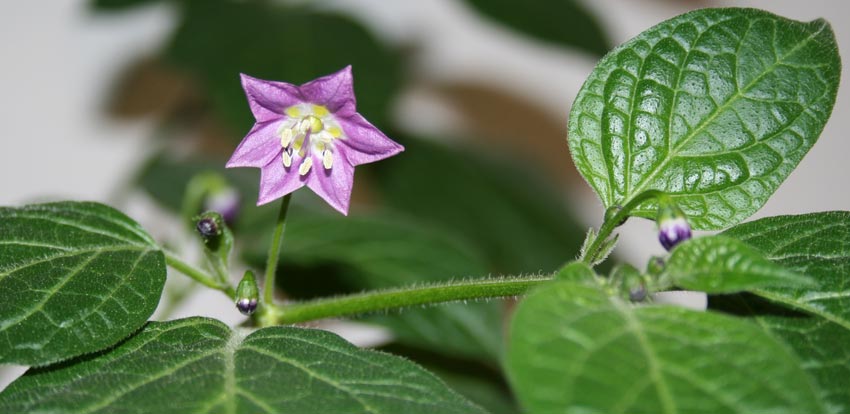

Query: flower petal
257,156,308,205
306,152,355,215
336,114,404,166
241,74,303,122
226,120,285,168
299,66,356,117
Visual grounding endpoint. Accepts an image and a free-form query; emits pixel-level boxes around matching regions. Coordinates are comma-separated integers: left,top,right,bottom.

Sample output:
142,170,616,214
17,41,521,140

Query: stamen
323,150,333,169
299,157,313,176
280,128,293,148
282,149,292,168
299,119,312,133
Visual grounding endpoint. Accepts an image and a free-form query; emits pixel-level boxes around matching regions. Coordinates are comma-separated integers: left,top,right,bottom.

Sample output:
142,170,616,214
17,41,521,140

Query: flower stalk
263,194,292,305
261,275,552,326
581,190,663,265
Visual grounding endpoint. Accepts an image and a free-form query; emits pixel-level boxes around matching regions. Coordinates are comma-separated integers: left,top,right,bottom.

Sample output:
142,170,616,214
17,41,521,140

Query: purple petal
226,120,285,168
306,152,355,215
336,114,404,166
257,156,307,205
241,74,303,122
299,66,356,117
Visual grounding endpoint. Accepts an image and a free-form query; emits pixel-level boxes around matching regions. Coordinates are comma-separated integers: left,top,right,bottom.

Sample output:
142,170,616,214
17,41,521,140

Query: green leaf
664,235,811,292
507,280,827,413
165,0,402,135
0,202,166,366
568,8,840,229
372,137,586,275
0,317,487,413
462,0,609,56
722,211,850,412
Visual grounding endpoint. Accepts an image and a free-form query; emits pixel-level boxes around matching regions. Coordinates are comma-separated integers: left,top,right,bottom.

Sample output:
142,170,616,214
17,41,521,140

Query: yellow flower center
278,104,344,174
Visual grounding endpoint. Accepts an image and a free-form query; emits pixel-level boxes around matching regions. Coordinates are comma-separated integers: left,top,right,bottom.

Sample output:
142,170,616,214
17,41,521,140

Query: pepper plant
0,7,847,414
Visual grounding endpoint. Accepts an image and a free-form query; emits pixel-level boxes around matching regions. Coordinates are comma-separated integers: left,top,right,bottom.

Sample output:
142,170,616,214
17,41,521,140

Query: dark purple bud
629,284,647,302
235,270,259,316
657,201,691,251
236,298,258,315
196,217,220,238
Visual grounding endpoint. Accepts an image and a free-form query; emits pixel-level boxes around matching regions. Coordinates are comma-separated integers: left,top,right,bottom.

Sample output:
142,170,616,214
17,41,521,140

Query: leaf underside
0,318,487,414
722,211,850,412
0,202,165,366
568,8,840,229
507,279,826,414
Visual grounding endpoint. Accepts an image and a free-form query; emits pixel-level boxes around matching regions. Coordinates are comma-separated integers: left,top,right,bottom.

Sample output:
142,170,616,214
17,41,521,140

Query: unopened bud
656,202,691,251
196,216,220,238
235,270,259,315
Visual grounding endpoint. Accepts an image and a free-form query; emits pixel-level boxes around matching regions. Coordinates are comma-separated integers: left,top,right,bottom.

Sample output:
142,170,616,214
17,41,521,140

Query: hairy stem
263,194,292,305
582,190,663,265
265,275,552,325
164,251,236,298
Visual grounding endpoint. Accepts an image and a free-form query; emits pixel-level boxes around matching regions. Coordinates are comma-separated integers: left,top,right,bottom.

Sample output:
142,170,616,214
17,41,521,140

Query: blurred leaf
164,0,402,136
722,211,850,413
372,136,585,275
259,214,506,363
569,8,840,229
462,0,609,56
664,235,812,293
0,202,165,366
507,279,827,413
90,0,165,11
0,318,487,413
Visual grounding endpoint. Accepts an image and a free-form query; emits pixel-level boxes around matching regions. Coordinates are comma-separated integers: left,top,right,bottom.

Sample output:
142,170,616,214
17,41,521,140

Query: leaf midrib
621,19,828,205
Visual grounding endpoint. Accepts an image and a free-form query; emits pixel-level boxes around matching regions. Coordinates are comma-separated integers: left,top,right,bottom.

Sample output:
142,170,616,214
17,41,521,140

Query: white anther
322,150,333,169
280,128,293,148
299,157,313,176
282,149,292,168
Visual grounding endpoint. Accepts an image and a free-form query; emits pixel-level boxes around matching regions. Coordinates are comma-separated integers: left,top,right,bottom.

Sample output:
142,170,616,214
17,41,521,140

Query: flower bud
196,216,220,239
656,202,691,251
235,270,259,315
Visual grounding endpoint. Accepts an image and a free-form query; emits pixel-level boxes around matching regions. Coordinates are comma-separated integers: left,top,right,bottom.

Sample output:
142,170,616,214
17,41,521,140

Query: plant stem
164,251,236,297
266,275,552,325
582,190,663,265
263,194,292,305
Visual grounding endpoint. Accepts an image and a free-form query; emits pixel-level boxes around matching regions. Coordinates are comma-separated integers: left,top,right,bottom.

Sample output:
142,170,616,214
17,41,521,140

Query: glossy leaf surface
723,211,850,412
0,202,165,366
0,318,486,413
568,8,840,229
665,235,811,292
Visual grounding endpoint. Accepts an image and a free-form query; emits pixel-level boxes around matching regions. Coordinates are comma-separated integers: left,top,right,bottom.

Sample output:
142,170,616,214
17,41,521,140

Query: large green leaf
0,202,165,366
462,0,609,56
664,235,811,293
372,137,586,275
568,8,840,229
722,211,850,412
0,317,487,413
165,0,402,136
507,274,826,413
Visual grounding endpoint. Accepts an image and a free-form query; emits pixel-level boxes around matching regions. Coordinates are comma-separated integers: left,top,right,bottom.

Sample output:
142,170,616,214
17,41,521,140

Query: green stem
164,252,236,298
582,190,663,265
263,194,292,305
266,275,552,325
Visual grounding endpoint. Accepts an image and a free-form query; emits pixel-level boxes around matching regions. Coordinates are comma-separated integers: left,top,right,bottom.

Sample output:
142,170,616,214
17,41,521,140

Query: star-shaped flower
226,66,403,215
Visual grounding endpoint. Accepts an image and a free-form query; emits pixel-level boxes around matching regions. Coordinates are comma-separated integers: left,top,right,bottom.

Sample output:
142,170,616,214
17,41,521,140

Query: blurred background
1,0,848,408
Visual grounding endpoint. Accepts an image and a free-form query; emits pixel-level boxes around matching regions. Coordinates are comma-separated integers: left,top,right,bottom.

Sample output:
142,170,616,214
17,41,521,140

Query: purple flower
657,203,692,251
226,66,404,215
